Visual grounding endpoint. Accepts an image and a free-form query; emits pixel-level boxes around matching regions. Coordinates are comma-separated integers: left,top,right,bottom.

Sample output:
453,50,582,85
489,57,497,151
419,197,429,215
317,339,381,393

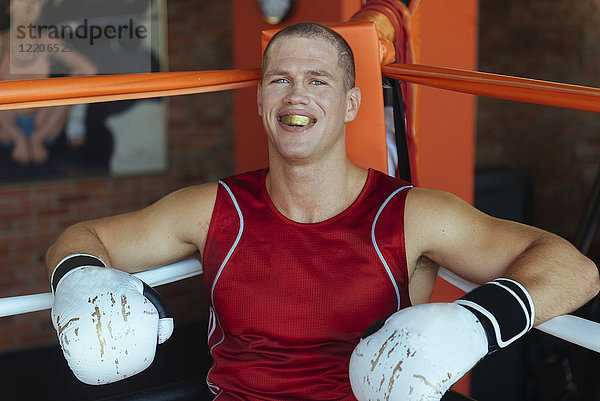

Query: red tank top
203,169,412,400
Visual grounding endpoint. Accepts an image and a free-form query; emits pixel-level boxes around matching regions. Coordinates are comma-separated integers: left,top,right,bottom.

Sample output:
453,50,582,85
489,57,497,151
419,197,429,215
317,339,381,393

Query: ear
256,83,263,117
344,87,361,123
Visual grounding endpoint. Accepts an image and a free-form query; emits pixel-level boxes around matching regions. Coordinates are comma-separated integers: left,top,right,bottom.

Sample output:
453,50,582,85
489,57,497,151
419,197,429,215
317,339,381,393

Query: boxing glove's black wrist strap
455,278,535,353
52,254,106,292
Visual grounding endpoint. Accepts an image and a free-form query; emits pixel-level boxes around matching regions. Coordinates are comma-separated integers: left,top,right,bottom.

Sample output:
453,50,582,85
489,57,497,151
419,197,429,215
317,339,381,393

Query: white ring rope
0,258,203,318
0,260,597,354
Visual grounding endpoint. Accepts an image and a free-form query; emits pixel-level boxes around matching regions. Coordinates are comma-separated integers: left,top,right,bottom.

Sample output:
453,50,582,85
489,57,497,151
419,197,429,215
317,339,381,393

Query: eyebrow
307,69,334,78
264,69,335,79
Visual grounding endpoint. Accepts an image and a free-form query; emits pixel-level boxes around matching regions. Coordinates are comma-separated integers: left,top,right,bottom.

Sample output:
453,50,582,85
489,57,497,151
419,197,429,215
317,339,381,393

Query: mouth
279,114,317,127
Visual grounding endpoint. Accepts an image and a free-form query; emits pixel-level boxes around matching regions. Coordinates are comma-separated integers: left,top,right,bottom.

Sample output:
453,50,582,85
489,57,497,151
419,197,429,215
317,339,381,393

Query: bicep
50,39,97,75
405,188,540,285
91,183,217,272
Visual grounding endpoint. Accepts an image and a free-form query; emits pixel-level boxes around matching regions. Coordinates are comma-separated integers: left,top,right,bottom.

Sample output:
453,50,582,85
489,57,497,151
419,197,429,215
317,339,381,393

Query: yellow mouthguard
280,115,315,126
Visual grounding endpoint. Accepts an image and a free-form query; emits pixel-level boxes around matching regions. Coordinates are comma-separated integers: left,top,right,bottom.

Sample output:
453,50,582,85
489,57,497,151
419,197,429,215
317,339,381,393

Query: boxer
45,22,599,399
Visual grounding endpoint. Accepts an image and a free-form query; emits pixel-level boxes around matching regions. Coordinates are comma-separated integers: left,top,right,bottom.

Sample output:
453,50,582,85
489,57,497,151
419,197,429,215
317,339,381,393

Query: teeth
280,115,315,126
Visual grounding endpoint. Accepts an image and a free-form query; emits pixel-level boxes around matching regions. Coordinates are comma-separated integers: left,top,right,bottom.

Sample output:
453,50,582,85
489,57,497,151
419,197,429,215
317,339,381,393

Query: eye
310,79,326,85
271,78,288,84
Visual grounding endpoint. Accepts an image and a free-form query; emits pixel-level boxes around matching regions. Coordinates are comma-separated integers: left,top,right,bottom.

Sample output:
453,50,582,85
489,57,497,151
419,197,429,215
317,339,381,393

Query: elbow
45,221,98,270
582,258,600,302
45,239,62,281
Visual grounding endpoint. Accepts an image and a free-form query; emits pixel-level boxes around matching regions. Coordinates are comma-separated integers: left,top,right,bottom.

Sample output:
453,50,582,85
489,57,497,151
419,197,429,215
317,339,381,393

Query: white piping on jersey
207,306,217,347
207,180,245,394
206,307,220,394
371,185,412,311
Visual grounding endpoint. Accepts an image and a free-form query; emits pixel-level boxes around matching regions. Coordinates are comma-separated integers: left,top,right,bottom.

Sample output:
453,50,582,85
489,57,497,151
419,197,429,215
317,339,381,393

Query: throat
283,198,344,224
265,166,369,223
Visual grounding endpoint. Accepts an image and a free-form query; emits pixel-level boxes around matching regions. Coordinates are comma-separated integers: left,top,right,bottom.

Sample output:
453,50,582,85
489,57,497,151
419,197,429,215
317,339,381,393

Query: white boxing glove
51,254,174,385
350,278,535,401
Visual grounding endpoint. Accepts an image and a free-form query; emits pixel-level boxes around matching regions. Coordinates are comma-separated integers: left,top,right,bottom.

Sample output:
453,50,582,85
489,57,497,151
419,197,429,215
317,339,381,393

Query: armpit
408,256,439,305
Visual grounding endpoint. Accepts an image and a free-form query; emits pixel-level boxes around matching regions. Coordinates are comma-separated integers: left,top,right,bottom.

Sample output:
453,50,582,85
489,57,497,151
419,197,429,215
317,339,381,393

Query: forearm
31,106,70,143
504,232,600,325
0,111,25,143
45,221,112,280
54,40,98,76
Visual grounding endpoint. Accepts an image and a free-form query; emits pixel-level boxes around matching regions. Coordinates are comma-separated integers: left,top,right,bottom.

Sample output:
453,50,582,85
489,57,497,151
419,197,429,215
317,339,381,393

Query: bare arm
0,110,24,143
31,106,70,143
29,106,71,163
0,110,30,163
404,187,600,325
49,38,98,76
46,182,218,278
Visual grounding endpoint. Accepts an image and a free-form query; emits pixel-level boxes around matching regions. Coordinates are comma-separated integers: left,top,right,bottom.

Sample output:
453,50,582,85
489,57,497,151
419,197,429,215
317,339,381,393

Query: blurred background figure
0,0,96,167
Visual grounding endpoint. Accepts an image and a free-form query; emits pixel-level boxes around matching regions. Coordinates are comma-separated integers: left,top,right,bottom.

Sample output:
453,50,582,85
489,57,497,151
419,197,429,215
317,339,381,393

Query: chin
281,151,313,163
271,146,314,163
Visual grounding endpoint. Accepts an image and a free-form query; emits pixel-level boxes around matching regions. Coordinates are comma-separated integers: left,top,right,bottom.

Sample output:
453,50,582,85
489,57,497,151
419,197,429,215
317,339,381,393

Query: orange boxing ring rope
0,69,261,110
0,64,597,112
382,63,600,114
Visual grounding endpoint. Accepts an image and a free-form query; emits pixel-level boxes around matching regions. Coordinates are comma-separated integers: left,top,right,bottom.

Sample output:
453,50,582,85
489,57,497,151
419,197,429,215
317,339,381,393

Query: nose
283,83,310,105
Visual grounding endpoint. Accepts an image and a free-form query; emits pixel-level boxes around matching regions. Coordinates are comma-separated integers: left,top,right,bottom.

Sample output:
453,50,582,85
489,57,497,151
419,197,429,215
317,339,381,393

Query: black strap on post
382,75,412,184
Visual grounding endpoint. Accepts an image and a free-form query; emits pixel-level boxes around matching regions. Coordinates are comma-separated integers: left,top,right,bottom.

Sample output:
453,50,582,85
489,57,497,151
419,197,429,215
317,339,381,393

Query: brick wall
477,1,600,255
0,0,233,353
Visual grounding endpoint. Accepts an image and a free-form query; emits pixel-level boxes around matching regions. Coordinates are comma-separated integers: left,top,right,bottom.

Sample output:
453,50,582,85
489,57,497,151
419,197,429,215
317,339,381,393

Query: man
46,22,599,400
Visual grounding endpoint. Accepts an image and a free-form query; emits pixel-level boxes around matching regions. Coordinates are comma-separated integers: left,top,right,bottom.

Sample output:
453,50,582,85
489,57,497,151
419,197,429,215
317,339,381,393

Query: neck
265,156,368,223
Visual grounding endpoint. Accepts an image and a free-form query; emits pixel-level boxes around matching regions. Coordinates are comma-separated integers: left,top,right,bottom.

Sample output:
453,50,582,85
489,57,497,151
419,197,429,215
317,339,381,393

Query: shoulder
143,182,219,251
404,187,485,253
141,182,219,233
216,169,267,202
370,169,412,189
365,170,413,207
220,169,266,187
33,34,59,47
159,182,219,216
174,181,219,199
405,187,469,218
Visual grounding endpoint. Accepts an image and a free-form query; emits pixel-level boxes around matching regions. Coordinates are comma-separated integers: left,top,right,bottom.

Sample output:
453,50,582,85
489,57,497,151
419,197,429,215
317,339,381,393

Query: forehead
265,36,340,74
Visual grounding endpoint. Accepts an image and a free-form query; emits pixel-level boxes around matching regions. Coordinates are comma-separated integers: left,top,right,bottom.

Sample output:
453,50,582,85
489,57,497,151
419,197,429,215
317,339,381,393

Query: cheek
321,97,347,121
258,87,279,111
313,92,334,111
